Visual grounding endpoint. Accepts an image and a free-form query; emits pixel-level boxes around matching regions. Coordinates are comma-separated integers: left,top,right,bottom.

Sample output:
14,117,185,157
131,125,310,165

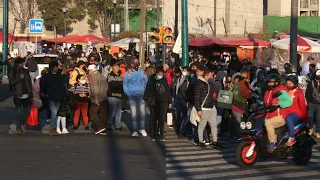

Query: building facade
162,0,264,37
268,0,320,16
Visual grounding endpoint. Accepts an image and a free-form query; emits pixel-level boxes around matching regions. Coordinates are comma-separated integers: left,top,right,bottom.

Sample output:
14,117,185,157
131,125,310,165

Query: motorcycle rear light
240,122,246,130
246,122,252,129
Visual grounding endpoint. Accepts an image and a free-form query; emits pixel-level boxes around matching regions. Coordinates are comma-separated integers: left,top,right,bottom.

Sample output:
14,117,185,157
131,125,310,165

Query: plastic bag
26,105,39,126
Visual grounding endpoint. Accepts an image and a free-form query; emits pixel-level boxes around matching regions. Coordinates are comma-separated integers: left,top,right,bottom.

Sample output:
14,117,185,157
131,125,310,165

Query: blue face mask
156,75,163,80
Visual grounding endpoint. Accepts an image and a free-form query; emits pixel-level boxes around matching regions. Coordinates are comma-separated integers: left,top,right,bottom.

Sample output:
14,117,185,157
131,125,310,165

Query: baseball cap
130,58,140,67
307,56,314,61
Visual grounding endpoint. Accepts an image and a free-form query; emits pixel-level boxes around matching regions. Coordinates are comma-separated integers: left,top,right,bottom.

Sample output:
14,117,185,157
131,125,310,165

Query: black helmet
266,73,280,83
285,75,299,85
284,63,292,70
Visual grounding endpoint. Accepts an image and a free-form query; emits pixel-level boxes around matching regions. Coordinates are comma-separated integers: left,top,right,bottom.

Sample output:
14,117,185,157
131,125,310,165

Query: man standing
108,62,125,131
301,56,314,76
25,54,38,84
123,58,148,137
88,65,108,135
8,58,33,134
41,61,66,135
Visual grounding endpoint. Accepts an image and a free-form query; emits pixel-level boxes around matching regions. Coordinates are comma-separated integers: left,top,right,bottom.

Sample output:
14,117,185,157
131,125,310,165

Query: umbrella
272,36,320,52
47,35,80,43
107,38,140,49
70,35,109,43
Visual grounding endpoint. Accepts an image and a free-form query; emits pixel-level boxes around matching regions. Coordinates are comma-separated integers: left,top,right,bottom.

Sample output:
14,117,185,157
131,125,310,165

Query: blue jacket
123,69,148,96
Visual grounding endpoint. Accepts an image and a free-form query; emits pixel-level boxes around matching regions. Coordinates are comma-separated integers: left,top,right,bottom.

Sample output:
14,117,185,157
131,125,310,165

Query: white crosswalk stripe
165,129,320,180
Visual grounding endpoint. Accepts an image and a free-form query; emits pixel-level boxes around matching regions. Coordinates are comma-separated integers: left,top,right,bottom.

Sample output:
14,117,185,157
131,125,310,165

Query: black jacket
186,75,198,105
108,71,124,98
40,72,66,102
145,74,172,103
306,79,320,104
8,67,33,98
194,77,215,111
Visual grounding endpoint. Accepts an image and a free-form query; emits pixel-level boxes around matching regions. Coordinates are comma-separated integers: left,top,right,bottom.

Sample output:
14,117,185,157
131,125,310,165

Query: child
57,98,70,134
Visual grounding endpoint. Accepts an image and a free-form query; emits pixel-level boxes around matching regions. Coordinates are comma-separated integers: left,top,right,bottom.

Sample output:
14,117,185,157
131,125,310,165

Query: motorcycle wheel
236,141,258,168
292,147,312,165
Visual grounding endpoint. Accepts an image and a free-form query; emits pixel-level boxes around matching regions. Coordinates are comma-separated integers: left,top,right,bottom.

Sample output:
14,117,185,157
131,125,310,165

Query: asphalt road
0,84,165,180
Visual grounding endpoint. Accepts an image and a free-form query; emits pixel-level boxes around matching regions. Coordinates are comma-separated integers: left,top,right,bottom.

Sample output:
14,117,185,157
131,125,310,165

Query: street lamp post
112,0,117,42
62,7,67,36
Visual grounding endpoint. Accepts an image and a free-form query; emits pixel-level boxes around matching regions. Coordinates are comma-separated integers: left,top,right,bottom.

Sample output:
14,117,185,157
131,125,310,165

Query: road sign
29,19,44,33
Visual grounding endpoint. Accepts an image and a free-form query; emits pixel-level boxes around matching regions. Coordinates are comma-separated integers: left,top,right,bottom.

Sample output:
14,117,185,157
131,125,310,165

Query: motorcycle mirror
272,91,282,98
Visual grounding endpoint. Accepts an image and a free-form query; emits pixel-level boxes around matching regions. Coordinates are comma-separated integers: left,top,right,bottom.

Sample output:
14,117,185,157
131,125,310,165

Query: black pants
152,102,168,139
13,97,31,130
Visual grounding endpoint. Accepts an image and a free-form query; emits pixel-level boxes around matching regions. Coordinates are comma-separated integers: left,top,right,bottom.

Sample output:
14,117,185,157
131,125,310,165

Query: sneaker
132,132,139,137
309,128,314,136
193,141,200,146
267,143,276,152
61,128,69,134
212,142,222,149
285,137,296,147
21,125,27,134
95,128,106,135
57,129,62,134
139,130,148,137
151,138,156,142
169,125,174,129
315,133,320,139
160,138,166,142
72,126,78,130
204,140,210,146
16,129,23,135
49,128,59,136
85,126,90,131
115,127,126,131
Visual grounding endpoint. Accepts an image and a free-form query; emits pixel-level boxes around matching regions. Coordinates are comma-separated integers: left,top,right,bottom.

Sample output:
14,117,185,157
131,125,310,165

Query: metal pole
113,3,117,41
156,0,160,64
35,34,38,54
64,12,67,36
174,0,179,39
290,0,298,72
124,0,129,30
2,0,8,76
181,0,189,67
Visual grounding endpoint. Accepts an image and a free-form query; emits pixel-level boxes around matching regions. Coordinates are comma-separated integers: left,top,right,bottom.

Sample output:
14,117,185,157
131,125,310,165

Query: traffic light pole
156,0,160,64
162,44,166,65
181,0,189,67
2,0,8,77
290,0,298,73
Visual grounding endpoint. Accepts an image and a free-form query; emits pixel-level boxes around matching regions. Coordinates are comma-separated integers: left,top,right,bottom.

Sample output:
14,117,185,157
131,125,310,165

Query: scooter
235,105,317,168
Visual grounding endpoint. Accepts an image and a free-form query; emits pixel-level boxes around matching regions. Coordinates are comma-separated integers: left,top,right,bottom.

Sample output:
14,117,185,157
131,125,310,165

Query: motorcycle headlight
246,122,252,129
240,122,246,130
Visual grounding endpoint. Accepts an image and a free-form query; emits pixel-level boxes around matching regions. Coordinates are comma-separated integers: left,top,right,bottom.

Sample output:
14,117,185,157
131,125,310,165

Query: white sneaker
57,129,62,134
132,132,139,137
61,128,69,134
139,130,147,137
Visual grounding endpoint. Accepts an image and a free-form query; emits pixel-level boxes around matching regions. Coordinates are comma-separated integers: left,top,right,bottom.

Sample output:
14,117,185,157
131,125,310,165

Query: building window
300,11,308,16
311,11,319,16
300,0,309,8
310,0,319,5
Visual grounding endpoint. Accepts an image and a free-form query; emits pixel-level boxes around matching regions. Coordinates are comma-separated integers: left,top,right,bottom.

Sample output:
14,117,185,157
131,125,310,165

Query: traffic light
150,26,163,44
163,26,173,44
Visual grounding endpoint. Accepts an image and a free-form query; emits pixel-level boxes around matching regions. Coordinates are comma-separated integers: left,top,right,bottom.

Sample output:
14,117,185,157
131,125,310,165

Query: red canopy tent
0,32,15,43
188,37,270,47
69,35,109,43
47,35,80,42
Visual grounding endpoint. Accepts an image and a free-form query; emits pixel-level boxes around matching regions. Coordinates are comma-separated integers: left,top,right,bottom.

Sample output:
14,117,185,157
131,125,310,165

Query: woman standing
70,74,91,130
145,66,172,141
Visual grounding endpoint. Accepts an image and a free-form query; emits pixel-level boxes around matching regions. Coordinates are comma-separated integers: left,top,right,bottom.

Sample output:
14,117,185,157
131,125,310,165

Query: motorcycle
235,93,317,168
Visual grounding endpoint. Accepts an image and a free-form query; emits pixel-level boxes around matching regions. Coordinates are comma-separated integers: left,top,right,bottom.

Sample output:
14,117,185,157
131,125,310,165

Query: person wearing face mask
282,75,307,146
40,61,67,135
145,59,155,77
8,58,33,135
212,70,226,135
70,74,91,130
69,60,86,86
145,66,172,141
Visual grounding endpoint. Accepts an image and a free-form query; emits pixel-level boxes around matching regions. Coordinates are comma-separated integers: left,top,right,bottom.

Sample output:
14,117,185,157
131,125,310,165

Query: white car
31,54,59,78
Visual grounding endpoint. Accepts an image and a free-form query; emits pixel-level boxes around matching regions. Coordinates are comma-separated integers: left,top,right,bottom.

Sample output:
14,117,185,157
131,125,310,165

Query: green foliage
36,0,86,35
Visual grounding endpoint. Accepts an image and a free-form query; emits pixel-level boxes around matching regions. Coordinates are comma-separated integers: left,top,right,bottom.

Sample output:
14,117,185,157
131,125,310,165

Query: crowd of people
4,47,320,150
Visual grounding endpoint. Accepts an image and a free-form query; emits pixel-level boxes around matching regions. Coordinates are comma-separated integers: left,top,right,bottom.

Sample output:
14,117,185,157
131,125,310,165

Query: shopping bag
26,105,39,126
167,112,173,126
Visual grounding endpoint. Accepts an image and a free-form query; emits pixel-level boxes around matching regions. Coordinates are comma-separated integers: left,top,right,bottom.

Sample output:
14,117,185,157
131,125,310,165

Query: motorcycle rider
264,73,293,152
282,75,307,146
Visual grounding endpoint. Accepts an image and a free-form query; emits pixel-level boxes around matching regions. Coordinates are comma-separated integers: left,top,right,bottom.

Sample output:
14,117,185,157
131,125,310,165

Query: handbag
26,105,39,126
217,90,234,109
190,84,210,125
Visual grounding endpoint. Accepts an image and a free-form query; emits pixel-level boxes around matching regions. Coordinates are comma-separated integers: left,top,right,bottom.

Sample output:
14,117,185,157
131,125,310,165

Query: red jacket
264,84,287,118
164,69,174,86
282,88,307,121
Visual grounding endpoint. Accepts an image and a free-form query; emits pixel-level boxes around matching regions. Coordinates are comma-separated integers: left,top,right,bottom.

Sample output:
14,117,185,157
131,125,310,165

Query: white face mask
182,72,188,76
80,80,86,84
266,67,271,71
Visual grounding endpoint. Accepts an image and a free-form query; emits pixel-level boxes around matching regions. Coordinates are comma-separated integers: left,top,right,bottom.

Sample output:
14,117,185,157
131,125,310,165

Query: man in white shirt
301,56,314,76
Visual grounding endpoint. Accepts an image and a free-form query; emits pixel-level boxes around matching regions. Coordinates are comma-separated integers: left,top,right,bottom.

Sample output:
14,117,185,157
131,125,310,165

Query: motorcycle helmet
284,63,292,71
265,73,280,90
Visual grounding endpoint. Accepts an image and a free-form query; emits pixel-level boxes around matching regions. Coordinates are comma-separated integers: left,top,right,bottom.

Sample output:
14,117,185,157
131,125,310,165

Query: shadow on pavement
0,84,12,102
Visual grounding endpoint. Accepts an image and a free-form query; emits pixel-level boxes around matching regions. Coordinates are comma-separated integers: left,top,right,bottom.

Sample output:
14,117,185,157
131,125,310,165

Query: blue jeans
108,97,122,129
49,101,61,129
286,113,301,138
128,95,146,132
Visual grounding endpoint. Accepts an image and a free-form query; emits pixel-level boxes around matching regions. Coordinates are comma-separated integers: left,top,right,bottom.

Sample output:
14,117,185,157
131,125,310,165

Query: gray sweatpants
198,107,217,142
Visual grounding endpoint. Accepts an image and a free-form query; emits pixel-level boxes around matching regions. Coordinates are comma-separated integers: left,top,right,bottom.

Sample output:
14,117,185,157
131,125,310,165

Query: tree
8,0,37,33
36,0,86,35
139,0,146,65
116,30,140,40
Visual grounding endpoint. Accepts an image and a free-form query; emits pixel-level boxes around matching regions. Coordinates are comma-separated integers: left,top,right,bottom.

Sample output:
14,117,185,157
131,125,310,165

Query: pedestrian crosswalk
165,129,320,180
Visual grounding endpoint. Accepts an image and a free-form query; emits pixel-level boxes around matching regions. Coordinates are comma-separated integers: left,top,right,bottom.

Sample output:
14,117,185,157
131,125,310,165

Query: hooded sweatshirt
282,87,307,121
123,68,148,96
